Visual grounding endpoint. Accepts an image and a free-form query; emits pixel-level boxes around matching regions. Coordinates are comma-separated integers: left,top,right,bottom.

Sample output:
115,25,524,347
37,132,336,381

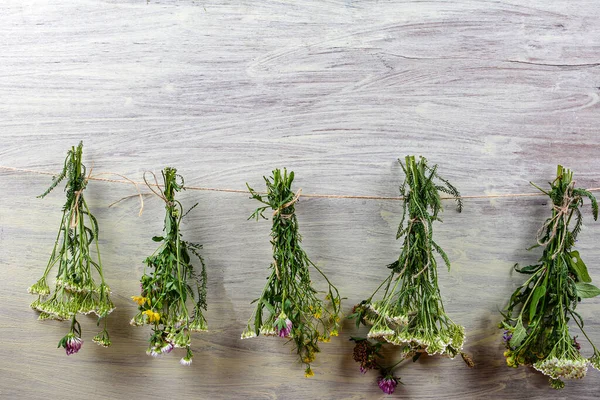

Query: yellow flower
131,296,148,306
303,352,316,363
143,310,160,323
304,367,314,378
330,329,338,337
313,311,322,319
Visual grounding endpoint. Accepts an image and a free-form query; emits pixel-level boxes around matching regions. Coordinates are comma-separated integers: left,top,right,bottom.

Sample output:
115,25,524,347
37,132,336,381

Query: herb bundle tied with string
241,168,342,378
501,165,600,389
28,142,114,354
131,167,208,366
349,156,473,395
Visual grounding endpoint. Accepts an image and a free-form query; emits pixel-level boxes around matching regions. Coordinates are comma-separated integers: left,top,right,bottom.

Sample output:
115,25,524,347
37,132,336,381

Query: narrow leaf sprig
349,156,472,394
29,142,114,354
241,168,341,378
131,167,208,366
501,165,600,389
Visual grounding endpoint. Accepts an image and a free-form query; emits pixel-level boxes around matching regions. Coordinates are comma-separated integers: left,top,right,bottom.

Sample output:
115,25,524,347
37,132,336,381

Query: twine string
69,164,93,229
2,165,600,202
273,188,302,219
536,181,576,259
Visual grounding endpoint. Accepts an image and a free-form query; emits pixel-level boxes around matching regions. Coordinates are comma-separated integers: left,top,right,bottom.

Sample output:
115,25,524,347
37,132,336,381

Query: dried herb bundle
131,167,207,365
350,156,472,394
28,142,114,354
501,165,600,389
241,168,341,377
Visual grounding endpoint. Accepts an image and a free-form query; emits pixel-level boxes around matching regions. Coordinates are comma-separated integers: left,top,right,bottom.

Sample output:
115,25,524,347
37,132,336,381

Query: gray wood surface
1,1,599,398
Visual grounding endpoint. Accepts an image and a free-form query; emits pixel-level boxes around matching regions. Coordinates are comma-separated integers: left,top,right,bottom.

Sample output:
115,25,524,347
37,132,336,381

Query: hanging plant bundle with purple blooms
28,142,114,354
349,156,474,394
131,167,208,366
241,168,342,377
501,165,600,389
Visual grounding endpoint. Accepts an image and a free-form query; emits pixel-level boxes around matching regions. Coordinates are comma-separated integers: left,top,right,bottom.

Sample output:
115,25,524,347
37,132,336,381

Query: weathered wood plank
1,1,599,398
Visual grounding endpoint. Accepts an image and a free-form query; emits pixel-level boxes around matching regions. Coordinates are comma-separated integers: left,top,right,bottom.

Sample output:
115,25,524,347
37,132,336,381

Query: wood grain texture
1,0,600,398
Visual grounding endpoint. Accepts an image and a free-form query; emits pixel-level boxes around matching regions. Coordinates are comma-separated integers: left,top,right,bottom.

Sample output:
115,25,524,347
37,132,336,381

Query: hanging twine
142,171,172,206
1,165,600,202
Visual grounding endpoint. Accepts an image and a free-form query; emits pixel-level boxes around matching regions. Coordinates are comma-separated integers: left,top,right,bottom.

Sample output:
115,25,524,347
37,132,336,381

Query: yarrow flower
241,328,257,339
92,329,111,348
377,375,398,395
29,142,114,354
349,156,471,393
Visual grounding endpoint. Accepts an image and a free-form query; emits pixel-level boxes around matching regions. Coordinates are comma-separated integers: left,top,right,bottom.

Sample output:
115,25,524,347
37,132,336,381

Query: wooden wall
1,1,599,398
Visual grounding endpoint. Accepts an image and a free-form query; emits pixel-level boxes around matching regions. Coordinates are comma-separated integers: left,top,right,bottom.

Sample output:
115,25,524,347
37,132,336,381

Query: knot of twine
536,182,576,259
272,188,302,219
69,165,93,228
143,171,173,207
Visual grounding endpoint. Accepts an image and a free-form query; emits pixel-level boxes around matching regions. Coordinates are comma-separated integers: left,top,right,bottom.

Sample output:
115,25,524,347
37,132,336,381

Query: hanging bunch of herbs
349,156,473,394
241,168,341,377
501,165,600,389
28,142,114,354
131,167,207,366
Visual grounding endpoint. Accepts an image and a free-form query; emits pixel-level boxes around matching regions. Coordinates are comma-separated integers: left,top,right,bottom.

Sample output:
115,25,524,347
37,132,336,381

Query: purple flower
65,335,83,355
502,330,512,344
161,342,174,354
377,376,398,395
277,318,293,338
359,366,367,374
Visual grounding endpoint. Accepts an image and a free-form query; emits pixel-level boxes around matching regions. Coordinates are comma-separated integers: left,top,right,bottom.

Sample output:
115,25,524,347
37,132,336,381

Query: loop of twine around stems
536,182,576,259
69,164,94,229
272,188,302,219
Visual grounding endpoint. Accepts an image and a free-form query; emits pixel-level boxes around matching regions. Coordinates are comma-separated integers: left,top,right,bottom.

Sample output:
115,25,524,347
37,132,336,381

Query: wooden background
1,0,599,398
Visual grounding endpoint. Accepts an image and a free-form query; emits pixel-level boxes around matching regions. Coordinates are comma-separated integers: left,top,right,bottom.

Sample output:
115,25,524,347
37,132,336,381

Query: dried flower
377,375,398,395
29,142,113,353
243,169,342,375
133,168,208,365
60,332,83,356
276,314,293,338
501,165,600,388
350,156,471,392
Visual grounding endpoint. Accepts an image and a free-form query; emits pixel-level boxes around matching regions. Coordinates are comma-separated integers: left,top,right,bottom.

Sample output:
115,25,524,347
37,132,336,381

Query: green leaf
262,300,276,315
575,282,600,299
514,263,542,274
529,285,546,322
152,236,163,242
509,319,526,348
569,251,592,283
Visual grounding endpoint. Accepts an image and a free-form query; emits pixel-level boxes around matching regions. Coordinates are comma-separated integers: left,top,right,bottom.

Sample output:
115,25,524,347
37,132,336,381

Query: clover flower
377,375,398,395
61,333,83,356
276,316,293,338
